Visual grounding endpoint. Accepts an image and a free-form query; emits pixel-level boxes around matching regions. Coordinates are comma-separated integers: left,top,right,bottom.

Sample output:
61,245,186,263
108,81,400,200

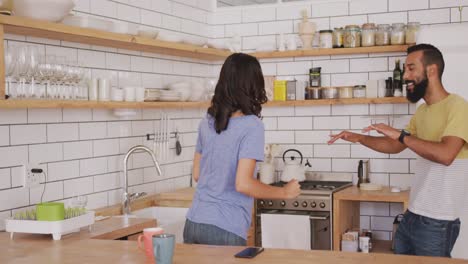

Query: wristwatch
398,129,411,144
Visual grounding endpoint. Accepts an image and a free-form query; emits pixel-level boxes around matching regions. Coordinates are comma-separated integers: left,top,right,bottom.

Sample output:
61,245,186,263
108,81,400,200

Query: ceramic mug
137,227,164,259
153,234,175,264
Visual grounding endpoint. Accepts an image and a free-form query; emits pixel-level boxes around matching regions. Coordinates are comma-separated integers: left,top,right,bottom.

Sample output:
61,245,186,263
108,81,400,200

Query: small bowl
137,29,159,39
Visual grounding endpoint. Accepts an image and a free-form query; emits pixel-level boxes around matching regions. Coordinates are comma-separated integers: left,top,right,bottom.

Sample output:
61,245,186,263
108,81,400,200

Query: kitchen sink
132,206,189,243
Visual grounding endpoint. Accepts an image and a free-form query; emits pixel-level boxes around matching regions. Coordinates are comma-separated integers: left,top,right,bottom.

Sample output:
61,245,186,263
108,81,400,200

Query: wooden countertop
95,187,195,216
1,232,467,264
334,186,409,205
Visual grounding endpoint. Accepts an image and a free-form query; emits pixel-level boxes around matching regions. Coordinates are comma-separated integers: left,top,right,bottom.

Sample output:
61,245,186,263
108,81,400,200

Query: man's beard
406,76,428,103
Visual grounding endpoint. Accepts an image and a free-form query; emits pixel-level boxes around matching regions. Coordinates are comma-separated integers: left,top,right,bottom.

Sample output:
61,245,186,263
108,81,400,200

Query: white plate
159,96,181,102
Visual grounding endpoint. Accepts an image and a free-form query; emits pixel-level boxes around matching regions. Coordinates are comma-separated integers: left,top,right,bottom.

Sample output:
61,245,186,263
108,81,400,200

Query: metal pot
321,87,338,99
306,87,321,99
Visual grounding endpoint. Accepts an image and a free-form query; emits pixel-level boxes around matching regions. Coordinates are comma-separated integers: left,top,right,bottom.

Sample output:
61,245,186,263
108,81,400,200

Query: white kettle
280,149,306,182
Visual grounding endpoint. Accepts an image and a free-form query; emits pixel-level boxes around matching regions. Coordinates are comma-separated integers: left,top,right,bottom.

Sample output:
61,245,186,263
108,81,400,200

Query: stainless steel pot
306,87,321,99
321,87,338,99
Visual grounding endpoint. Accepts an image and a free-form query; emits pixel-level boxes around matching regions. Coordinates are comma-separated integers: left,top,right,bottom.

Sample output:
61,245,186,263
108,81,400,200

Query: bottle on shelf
393,59,402,96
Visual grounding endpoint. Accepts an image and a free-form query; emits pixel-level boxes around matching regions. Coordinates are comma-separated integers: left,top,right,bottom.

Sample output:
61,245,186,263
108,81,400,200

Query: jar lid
310,67,321,73
377,24,390,29
319,29,333,33
353,85,366,89
407,22,420,26
392,23,405,28
362,23,376,29
345,24,360,30
334,27,344,30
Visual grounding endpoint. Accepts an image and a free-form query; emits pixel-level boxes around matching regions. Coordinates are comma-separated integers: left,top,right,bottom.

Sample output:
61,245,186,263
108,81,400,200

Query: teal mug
152,234,175,264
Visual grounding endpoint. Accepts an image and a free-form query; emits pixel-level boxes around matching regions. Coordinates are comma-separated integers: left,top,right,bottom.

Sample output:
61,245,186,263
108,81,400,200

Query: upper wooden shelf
0,15,231,61
0,97,408,109
251,45,409,59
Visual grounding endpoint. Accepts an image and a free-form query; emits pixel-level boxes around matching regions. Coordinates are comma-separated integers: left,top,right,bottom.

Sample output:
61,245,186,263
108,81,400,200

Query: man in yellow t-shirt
328,44,468,257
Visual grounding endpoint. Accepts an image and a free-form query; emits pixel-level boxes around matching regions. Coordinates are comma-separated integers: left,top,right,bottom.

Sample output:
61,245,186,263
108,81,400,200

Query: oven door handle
309,215,329,220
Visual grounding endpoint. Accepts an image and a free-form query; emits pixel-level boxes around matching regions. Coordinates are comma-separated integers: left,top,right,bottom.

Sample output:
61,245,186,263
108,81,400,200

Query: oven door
256,210,331,250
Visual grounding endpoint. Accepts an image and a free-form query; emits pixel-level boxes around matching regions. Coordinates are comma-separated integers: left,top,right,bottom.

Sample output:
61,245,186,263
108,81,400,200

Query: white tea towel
261,213,310,250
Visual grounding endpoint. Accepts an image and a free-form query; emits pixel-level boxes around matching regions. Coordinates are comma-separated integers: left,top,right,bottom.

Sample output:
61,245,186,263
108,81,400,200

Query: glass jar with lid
332,28,344,48
361,23,376,47
375,24,390,46
344,25,361,48
405,22,420,44
391,23,405,45
319,30,333,49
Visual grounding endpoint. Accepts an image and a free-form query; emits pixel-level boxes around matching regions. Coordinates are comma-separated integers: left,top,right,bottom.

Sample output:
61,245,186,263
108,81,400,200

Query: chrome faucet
123,145,162,215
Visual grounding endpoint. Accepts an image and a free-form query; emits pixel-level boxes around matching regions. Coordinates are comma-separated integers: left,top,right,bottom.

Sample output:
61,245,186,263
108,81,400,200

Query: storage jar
332,28,344,48
353,85,366,98
405,22,420,44
319,30,333,49
375,24,390,46
344,25,361,48
338,86,353,98
361,23,376,47
391,23,405,45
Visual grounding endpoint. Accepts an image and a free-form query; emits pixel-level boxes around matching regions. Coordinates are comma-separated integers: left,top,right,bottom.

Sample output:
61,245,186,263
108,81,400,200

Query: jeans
394,210,461,257
183,219,246,246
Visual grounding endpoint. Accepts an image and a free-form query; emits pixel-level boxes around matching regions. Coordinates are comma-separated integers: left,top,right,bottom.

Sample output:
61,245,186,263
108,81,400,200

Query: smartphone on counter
234,247,264,258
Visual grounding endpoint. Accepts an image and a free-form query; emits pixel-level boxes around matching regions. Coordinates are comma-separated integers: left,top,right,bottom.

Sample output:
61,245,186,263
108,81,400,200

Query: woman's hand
283,179,301,199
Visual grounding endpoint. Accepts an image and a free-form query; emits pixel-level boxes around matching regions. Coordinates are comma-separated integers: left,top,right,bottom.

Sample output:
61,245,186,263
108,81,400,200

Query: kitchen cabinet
0,15,409,109
332,186,409,253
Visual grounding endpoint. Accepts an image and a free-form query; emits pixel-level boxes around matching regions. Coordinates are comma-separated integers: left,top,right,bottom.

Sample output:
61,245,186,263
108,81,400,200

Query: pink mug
137,227,164,258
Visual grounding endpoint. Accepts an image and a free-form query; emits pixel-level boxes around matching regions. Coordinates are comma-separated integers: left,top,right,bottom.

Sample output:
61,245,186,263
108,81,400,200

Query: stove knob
267,200,273,206
319,202,326,209
280,201,286,207
311,202,317,208
259,200,265,206
302,202,308,208
293,201,299,207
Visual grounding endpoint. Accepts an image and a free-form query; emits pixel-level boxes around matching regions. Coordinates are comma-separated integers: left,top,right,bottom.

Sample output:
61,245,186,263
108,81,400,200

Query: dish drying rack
5,211,95,240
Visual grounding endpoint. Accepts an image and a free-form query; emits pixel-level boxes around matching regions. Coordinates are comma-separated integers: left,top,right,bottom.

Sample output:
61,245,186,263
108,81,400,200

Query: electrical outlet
22,163,43,188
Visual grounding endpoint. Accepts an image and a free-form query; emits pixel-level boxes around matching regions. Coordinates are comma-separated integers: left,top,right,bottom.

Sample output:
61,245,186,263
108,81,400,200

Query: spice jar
353,85,366,98
361,23,376,47
338,86,353,98
391,23,405,45
405,22,420,44
319,30,333,49
375,24,390,46
332,28,344,48
344,25,361,48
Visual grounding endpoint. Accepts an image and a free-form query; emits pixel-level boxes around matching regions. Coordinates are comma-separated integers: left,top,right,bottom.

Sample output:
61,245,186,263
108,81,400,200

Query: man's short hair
407,44,445,79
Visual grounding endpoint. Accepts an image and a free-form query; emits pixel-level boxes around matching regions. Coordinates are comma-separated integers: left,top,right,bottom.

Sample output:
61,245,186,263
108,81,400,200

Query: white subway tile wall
1,0,465,239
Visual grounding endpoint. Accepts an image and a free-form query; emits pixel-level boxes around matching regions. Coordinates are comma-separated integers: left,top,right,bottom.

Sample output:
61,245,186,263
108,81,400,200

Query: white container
88,78,98,101
365,80,378,98
123,86,136,102
135,87,145,102
13,0,75,22
341,240,359,252
359,236,370,253
98,78,110,101
5,211,95,240
319,30,333,49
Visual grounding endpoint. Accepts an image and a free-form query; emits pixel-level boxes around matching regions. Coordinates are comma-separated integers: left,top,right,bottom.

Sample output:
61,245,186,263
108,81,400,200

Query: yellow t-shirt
406,94,468,159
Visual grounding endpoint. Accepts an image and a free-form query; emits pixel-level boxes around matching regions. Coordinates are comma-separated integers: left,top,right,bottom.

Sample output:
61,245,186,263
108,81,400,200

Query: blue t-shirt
186,114,264,239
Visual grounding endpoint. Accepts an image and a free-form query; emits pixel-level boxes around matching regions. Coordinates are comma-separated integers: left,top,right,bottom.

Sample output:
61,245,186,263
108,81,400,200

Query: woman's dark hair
208,53,267,133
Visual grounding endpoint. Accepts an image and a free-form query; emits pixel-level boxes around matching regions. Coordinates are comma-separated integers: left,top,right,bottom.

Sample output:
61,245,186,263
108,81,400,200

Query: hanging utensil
175,130,182,156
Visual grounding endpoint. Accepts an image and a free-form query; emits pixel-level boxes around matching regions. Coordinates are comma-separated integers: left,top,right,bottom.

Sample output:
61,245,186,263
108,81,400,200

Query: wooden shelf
0,15,230,61
0,97,408,109
266,97,408,106
251,45,409,59
0,15,411,108
0,99,210,109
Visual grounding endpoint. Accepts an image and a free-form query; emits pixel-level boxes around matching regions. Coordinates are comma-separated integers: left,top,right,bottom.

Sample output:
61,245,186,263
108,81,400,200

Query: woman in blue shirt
183,53,301,246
